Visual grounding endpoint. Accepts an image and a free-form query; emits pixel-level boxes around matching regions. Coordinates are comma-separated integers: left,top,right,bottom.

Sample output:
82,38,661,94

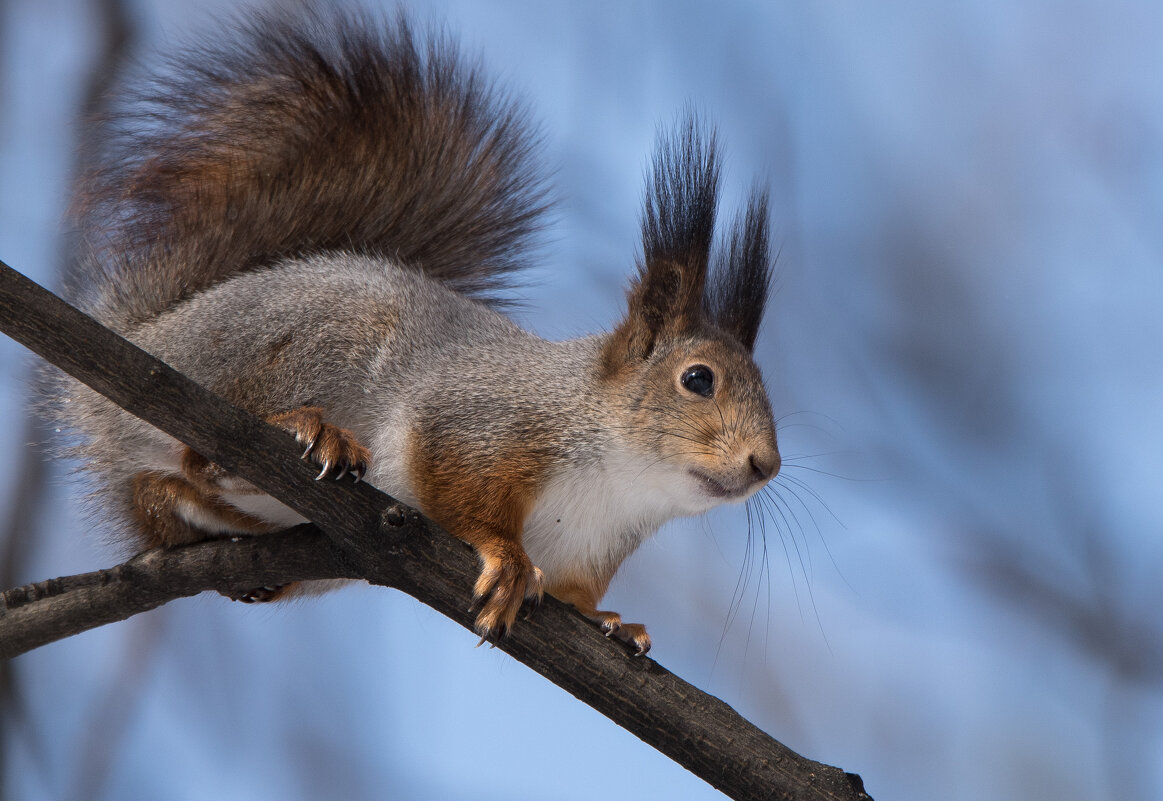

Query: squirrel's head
601,117,779,515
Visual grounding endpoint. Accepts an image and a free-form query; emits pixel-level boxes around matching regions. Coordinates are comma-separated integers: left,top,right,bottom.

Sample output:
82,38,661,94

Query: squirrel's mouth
688,469,742,499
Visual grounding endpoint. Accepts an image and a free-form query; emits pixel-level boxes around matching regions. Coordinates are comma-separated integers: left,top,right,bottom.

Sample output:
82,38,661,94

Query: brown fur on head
602,115,779,499
624,332,780,500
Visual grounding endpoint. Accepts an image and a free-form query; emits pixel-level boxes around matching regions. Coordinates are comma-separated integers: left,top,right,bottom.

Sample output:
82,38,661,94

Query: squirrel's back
73,8,548,330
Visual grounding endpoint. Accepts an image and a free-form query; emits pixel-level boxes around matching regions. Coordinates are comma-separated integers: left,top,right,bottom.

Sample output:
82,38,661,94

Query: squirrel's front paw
268,406,371,481
471,545,544,643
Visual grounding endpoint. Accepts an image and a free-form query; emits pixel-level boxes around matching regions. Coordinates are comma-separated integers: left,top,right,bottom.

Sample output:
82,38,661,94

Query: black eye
680,365,715,397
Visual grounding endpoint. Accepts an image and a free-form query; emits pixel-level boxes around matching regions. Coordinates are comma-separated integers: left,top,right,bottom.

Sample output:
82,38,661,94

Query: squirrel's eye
680,365,715,397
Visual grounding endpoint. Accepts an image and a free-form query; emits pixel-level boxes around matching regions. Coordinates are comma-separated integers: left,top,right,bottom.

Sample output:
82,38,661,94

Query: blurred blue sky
2,1,1162,800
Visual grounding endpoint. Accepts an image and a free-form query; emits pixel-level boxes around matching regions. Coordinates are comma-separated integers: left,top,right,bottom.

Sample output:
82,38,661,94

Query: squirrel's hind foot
225,583,293,603
610,622,651,656
589,611,651,656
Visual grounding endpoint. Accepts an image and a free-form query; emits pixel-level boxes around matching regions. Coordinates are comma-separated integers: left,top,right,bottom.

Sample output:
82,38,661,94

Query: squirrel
56,8,780,655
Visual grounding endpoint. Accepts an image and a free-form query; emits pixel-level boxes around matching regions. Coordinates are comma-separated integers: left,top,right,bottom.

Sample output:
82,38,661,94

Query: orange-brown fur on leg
131,470,210,549
180,447,240,492
408,432,548,641
130,470,274,549
131,470,289,602
551,575,651,656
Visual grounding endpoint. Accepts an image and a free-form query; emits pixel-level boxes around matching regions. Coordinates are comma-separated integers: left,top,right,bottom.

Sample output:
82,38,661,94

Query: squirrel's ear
604,117,719,368
705,184,774,352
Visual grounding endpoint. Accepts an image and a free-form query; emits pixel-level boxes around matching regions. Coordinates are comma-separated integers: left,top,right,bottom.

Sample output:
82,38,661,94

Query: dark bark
0,260,872,801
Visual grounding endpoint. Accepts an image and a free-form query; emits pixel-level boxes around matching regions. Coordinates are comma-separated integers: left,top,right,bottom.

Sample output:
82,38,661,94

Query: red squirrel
55,9,780,655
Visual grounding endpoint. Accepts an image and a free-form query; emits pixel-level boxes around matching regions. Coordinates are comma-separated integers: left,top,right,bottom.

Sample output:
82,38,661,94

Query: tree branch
0,525,351,656
0,260,872,801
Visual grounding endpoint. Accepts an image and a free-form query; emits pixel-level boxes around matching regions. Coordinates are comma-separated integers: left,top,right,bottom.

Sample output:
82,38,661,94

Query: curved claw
521,594,542,621
334,464,350,481
315,460,331,480
300,436,318,459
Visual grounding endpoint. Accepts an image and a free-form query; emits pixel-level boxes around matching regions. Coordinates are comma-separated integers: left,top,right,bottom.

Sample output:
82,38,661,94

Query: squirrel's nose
748,451,779,483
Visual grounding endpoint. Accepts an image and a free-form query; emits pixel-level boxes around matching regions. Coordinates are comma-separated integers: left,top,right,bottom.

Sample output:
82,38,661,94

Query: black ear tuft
640,114,720,284
605,116,721,368
609,114,720,363
604,115,774,374
705,184,773,352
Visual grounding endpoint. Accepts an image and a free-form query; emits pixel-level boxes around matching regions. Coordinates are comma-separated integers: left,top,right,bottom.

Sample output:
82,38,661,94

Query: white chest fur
521,444,701,583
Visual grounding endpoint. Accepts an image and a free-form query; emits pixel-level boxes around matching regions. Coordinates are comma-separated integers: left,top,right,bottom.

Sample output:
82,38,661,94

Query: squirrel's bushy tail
75,8,549,328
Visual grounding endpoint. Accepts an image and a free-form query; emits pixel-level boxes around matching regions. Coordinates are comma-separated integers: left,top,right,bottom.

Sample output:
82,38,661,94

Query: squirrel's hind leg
128,404,372,603
130,467,292,603
130,470,274,548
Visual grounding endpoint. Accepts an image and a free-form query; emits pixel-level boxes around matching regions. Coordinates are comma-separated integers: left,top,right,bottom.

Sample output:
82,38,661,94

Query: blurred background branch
0,0,135,797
